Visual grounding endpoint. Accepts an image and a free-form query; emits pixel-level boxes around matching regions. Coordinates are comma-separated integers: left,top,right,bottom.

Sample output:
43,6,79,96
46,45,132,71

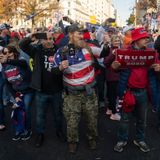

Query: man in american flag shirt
51,24,109,153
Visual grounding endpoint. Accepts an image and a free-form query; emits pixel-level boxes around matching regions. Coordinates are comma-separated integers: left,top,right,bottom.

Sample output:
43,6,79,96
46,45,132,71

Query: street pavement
0,106,160,160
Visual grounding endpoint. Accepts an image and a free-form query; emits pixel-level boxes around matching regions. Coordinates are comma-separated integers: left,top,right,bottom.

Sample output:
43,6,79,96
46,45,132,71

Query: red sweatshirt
127,46,159,89
128,68,148,88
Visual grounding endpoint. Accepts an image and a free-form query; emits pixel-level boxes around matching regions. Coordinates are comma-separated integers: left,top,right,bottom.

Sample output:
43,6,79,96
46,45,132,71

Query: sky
112,0,135,26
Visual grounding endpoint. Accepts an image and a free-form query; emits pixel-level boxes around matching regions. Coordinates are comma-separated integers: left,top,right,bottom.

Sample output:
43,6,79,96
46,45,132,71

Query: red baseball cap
131,27,150,43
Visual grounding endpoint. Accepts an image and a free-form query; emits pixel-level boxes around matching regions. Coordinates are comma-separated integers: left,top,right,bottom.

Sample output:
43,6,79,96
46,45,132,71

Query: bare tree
17,0,60,29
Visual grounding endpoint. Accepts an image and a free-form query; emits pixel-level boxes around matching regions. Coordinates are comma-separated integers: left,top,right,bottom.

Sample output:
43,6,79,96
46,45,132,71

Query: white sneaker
106,109,112,115
110,113,121,121
0,125,6,131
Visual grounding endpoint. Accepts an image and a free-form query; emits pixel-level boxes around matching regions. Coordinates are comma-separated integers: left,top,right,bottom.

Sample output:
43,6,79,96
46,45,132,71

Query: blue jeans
13,92,34,133
118,89,148,142
13,108,25,133
0,73,5,125
0,81,14,125
35,91,63,134
23,92,34,131
157,83,160,127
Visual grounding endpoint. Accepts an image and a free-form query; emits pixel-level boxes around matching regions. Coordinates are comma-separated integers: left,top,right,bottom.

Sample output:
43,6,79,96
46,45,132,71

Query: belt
67,88,85,95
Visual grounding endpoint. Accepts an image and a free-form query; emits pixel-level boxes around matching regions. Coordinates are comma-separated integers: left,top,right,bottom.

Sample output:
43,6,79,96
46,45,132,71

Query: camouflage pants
63,91,98,143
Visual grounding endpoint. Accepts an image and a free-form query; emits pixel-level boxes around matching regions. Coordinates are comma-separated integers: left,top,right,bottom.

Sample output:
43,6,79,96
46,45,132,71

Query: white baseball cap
123,25,134,34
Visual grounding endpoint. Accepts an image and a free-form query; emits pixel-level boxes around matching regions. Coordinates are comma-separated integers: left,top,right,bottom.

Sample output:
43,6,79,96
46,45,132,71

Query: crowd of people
0,21,160,154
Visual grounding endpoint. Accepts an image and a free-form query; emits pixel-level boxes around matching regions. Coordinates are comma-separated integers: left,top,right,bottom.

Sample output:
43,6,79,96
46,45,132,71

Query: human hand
151,63,160,72
30,34,36,42
111,61,121,70
103,33,111,45
59,60,69,71
0,54,8,63
15,97,22,102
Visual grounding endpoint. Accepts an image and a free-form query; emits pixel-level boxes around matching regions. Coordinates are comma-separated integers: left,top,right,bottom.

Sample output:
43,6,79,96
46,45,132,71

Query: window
49,19,52,23
68,10,70,15
68,2,71,7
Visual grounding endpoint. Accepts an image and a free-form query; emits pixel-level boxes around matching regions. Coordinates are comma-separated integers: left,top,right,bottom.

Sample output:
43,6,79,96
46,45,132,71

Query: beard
74,39,87,48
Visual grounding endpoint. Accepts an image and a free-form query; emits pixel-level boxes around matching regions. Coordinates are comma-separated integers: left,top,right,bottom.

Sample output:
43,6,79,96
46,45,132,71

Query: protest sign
115,49,156,68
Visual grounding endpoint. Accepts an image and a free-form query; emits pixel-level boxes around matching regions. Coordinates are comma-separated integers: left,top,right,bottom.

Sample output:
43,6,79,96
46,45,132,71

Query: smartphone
34,33,47,40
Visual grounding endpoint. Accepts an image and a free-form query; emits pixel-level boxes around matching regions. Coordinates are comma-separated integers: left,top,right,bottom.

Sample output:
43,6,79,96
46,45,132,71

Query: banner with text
115,49,156,68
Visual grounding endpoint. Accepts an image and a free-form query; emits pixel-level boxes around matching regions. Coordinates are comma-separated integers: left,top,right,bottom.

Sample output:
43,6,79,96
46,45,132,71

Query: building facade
11,0,116,29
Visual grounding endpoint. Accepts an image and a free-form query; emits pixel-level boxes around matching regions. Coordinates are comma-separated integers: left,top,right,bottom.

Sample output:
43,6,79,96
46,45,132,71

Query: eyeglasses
2,51,10,55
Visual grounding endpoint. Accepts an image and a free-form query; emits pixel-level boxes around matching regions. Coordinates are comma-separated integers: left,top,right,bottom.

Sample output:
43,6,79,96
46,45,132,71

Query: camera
33,33,47,40
68,43,76,56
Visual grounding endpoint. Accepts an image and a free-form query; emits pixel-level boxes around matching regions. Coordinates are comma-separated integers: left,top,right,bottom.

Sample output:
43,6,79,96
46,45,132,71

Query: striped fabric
53,47,102,87
89,43,105,67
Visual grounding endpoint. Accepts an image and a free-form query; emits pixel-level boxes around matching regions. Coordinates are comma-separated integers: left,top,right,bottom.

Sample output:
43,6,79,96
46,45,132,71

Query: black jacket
19,37,63,92
154,35,160,81
155,35,160,57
